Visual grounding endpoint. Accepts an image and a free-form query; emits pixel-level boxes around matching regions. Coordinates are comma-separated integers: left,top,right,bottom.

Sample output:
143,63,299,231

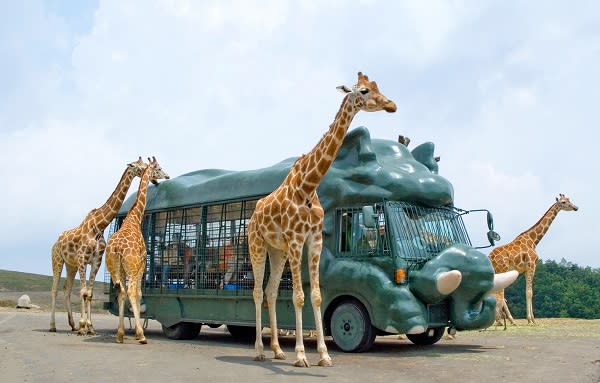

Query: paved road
0,309,598,383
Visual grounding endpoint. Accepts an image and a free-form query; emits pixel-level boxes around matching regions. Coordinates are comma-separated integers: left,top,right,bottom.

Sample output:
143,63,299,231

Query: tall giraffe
489,194,578,325
249,72,396,367
50,157,147,334
105,157,169,344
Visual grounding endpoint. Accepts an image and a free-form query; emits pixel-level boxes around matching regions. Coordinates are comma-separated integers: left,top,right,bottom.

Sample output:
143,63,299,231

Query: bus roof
118,127,454,214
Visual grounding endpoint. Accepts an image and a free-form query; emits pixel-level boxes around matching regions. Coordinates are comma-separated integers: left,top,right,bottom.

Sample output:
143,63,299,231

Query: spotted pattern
248,72,396,367
489,194,578,325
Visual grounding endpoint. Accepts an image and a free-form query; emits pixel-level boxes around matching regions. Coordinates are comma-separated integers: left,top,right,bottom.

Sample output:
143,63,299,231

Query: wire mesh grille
105,198,293,294
387,201,471,270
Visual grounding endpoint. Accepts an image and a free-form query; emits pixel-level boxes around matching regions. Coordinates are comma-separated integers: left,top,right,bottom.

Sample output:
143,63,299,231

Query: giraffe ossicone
50,157,147,335
489,193,578,325
248,71,396,367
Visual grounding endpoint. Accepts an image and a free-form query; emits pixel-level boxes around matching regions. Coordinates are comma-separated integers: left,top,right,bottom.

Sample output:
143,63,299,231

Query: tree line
504,258,600,319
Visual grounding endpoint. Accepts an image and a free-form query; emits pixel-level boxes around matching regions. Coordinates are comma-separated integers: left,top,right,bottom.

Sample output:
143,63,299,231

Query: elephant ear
411,142,439,174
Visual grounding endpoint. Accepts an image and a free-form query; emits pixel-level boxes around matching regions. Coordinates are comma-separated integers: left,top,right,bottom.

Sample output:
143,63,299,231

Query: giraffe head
555,193,578,212
337,72,397,113
127,156,148,177
147,156,170,185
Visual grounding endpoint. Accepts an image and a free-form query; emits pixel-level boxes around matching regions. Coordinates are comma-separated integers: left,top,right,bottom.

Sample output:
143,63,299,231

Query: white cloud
1,0,599,276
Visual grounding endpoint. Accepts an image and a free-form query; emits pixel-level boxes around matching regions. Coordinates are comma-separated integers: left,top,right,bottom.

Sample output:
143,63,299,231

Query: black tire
406,327,445,345
226,325,256,342
206,323,222,329
162,322,202,340
330,299,376,352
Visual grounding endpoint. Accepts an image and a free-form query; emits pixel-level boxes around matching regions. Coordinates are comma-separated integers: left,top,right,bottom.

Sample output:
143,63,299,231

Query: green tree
503,258,600,319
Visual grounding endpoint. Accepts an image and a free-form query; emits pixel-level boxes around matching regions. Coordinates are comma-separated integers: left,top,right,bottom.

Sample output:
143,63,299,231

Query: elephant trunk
450,271,517,330
450,294,497,330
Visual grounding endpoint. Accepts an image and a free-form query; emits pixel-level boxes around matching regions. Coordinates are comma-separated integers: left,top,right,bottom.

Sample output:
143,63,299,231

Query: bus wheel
330,300,376,352
206,323,222,329
406,327,444,345
162,322,202,340
227,325,256,342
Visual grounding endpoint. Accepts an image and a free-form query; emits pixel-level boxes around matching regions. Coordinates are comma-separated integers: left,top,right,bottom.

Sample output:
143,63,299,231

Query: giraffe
105,157,169,344
248,72,396,367
489,194,578,325
50,157,147,335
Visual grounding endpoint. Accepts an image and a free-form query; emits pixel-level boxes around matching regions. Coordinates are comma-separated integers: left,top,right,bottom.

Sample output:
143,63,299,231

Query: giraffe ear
337,85,351,94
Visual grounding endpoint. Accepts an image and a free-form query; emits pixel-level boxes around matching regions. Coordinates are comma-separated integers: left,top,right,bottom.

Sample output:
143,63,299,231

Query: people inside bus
162,233,192,287
219,241,235,289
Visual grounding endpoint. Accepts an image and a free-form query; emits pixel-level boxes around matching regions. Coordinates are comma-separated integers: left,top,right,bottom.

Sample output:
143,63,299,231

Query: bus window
337,208,381,256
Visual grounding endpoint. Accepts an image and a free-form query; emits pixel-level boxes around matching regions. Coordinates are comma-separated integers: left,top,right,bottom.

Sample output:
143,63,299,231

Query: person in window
163,233,192,287
219,241,235,289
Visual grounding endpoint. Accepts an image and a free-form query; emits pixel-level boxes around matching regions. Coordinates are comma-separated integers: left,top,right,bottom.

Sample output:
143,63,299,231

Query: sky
1,0,598,281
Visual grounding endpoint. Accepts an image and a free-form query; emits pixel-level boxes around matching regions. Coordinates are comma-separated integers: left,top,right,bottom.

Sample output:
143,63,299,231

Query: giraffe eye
359,88,370,95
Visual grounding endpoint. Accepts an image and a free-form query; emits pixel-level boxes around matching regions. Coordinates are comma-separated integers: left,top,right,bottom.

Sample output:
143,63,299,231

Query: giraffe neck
123,167,151,228
290,94,358,196
86,168,137,231
518,203,561,247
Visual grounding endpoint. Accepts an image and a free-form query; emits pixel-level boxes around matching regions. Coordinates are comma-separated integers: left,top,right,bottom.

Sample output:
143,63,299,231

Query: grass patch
0,299,17,307
0,269,108,292
0,269,109,313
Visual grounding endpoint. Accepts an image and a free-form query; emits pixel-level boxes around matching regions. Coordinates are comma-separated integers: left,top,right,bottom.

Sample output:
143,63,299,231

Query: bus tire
226,325,256,342
330,299,376,352
406,327,444,345
162,322,201,340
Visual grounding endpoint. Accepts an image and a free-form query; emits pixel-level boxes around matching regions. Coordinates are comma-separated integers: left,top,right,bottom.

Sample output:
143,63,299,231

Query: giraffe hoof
274,351,286,360
139,338,147,344
254,354,267,362
49,327,56,333
293,358,310,368
318,357,333,367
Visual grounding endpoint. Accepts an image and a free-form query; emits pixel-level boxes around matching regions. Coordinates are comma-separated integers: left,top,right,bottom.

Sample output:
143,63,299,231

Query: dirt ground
0,302,598,383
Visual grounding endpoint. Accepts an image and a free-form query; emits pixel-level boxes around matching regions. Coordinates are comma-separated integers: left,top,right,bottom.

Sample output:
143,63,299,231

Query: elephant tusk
491,270,519,292
436,270,462,295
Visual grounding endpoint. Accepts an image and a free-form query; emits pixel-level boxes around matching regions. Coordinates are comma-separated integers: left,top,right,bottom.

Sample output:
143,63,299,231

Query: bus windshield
385,201,471,266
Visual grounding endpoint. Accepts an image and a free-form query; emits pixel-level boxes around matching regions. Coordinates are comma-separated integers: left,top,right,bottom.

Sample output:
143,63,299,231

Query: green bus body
105,127,499,351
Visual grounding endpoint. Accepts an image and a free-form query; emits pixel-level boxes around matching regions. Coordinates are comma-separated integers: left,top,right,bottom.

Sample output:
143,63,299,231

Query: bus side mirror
487,211,494,230
362,206,377,228
487,230,500,246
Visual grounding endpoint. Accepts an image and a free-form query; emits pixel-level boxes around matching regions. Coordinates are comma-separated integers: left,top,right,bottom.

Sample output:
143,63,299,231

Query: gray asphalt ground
1,309,599,383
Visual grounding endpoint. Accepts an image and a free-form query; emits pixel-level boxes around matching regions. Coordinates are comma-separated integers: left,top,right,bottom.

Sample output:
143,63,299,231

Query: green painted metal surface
118,126,453,214
111,126,499,339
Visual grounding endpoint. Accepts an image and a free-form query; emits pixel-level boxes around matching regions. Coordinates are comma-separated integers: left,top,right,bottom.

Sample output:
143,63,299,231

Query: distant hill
0,269,109,312
0,269,109,292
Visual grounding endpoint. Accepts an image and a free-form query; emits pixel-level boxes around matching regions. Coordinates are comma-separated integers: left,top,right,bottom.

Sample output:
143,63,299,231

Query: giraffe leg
77,264,90,335
502,297,516,325
264,249,287,360
250,232,267,362
85,244,104,335
525,268,536,324
306,232,332,367
115,278,126,343
49,253,64,332
63,265,78,331
128,274,146,344
288,244,309,368
494,290,505,326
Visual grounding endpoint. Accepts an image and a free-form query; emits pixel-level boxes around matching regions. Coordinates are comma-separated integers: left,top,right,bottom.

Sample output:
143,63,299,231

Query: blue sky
0,0,598,280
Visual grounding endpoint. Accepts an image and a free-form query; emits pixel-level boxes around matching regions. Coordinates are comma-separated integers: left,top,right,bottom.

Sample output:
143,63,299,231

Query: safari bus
104,127,513,352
